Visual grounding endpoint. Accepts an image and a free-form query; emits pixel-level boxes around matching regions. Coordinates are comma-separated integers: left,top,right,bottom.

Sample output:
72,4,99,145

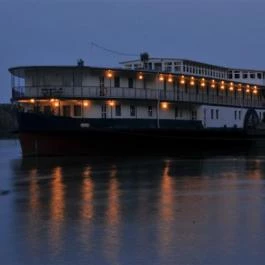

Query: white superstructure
9,57,265,130
121,58,265,85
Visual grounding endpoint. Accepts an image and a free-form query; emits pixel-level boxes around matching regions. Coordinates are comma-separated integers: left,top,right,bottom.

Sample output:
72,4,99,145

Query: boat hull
16,112,261,156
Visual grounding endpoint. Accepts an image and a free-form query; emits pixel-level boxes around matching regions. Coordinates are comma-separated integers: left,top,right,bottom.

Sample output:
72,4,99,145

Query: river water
1,139,265,265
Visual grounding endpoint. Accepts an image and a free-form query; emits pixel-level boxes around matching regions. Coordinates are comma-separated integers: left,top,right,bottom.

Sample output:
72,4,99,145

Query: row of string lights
106,70,259,94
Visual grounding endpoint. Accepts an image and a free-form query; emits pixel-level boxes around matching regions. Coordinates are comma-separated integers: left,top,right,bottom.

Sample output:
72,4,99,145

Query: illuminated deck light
190,77,195,86
211,80,216,88
229,82,234,91
107,70,113,78
167,76,173,83
180,75,185,84
161,102,168,109
83,101,89,107
109,100,115,106
201,78,206,87
220,81,225,90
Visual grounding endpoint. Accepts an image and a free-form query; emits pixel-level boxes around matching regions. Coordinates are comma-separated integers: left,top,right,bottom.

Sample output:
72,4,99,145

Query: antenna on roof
90,42,138,57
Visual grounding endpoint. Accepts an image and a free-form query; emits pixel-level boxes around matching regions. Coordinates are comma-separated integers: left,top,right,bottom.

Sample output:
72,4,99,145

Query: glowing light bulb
109,100,115,106
161,102,168,109
190,77,195,86
107,70,112,78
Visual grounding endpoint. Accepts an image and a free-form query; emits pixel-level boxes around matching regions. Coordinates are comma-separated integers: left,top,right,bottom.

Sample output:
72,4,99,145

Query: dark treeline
0,104,18,138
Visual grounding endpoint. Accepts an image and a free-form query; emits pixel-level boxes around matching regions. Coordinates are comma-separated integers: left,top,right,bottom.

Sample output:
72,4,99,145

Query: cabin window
257,73,262,79
63,105,71,117
154,63,162,71
234,110,237,120
234,73,240,79
211,109,214,119
101,104,107,119
148,106,153,117
239,111,241,120
191,111,197,120
114,77,120,88
175,107,179,118
216,109,219,120
243,73,248,79
115,104,121,116
250,73,255,79
175,107,183,118
175,107,182,118
130,105,136,116
128,78,134,88
74,105,82,116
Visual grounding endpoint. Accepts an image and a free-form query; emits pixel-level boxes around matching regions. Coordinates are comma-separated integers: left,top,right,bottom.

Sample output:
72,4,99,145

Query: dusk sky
1,0,265,103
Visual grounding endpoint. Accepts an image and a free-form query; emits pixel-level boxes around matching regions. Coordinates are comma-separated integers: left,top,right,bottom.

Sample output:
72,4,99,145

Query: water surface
1,139,265,265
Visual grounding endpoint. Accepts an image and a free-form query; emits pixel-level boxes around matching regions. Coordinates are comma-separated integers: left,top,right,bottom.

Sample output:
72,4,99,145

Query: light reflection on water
80,167,94,252
103,168,121,264
49,166,65,256
1,140,265,264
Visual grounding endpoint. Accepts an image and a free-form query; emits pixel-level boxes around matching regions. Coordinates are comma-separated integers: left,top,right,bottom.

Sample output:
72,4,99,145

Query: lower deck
17,99,265,129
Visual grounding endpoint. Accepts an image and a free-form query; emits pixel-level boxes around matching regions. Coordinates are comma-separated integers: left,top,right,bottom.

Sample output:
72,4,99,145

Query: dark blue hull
17,112,259,156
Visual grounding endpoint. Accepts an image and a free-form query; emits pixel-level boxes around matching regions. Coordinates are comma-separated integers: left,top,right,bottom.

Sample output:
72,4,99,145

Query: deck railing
12,85,263,108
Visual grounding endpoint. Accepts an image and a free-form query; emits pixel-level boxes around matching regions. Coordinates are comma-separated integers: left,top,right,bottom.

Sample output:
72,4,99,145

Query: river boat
9,57,265,156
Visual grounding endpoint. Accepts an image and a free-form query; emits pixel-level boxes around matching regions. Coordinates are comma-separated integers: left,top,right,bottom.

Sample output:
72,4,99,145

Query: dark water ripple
1,139,265,265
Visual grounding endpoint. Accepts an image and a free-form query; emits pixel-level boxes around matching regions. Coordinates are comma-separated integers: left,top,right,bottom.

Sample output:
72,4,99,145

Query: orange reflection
160,161,174,222
49,166,65,255
159,161,175,256
79,166,94,250
247,160,262,180
28,168,41,252
105,168,120,225
29,169,40,213
81,166,94,220
104,167,121,263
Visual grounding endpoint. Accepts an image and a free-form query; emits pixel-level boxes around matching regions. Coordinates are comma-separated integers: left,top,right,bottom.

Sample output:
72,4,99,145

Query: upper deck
121,58,265,86
9,62,265,109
